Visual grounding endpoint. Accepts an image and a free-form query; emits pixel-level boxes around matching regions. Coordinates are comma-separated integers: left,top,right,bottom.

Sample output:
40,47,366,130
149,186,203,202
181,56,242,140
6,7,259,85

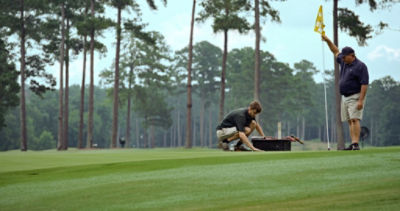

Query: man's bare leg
345,119,361,150
348,120,355,142
226,120,257,141
350,119,360,144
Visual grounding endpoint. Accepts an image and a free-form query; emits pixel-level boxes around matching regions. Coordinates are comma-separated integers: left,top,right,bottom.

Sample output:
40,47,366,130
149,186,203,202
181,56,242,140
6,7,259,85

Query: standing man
216,101,266,151
322,35,369,150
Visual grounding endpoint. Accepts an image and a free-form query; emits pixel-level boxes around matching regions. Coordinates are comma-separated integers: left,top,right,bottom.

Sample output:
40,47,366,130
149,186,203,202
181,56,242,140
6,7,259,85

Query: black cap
341,46,355,56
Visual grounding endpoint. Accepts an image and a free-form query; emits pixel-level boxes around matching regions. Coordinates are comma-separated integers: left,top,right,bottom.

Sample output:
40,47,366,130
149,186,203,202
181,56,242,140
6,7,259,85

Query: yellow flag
314,5,325,35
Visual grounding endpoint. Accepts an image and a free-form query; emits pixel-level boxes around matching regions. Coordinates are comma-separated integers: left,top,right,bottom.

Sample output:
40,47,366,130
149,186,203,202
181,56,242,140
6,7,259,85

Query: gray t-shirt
216,108,255,132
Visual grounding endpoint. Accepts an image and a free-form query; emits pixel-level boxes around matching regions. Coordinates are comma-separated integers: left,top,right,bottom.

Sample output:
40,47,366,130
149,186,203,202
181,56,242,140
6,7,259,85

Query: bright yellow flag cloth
314,5,325,35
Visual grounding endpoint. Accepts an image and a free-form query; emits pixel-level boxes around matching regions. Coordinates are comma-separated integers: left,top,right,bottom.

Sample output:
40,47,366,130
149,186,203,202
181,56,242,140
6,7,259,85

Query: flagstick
315,5,330,150
321,40,331,151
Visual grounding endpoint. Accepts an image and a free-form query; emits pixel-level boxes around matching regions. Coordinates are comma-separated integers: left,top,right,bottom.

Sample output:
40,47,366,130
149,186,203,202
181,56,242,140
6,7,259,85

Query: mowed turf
1,147,400,210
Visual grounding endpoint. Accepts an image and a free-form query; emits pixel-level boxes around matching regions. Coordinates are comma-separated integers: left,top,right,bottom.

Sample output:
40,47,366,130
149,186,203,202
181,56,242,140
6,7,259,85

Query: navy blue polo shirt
336,53,369,97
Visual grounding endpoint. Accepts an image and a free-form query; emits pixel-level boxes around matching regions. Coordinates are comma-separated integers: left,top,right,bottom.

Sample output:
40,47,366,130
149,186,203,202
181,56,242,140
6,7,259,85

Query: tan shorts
216,127,238,142
341,93,366,122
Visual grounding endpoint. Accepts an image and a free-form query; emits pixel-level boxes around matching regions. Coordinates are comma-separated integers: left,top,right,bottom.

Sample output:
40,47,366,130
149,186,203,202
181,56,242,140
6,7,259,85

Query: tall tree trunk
370,117,373,145
63,17,70,150
219,28,228,123
163,131,167,147
78,31,87,149
150,125,155,148
19,0,27,151
87,0,95,148
172,122,176,147
287,120,290,136
111,6,122,148
192,118,196,147
177,109,181,147
318,125,321,141
57,2,65,151
204,121,208,147
301,116,305,140
209,108,212,148
169,125,173,147
254,0,260,103
330,114,335,143
135,117,139,148
333,0,345,150
126,65,133,148
171,123,175,147
143,127,147,148
199,97,205,147
186,0,196,149
296,116,300,138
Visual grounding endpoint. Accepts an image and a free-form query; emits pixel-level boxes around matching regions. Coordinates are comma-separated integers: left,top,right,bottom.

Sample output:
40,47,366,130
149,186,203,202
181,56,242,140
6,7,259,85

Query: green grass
1,147,400,210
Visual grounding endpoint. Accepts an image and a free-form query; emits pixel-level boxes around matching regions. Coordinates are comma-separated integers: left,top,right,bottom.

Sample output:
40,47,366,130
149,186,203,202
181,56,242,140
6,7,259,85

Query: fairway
1,148,400,210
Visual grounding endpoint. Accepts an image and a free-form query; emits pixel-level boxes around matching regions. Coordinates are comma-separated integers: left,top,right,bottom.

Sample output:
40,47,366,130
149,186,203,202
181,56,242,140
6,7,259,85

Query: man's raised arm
322,35,340,58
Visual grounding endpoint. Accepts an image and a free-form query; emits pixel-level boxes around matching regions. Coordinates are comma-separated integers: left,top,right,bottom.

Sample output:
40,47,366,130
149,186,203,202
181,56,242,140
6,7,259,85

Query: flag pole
314,5,330,150
322,41,330,151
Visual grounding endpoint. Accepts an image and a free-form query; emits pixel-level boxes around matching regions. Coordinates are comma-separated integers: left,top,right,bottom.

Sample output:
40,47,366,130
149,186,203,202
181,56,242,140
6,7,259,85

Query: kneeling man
216,101,266,152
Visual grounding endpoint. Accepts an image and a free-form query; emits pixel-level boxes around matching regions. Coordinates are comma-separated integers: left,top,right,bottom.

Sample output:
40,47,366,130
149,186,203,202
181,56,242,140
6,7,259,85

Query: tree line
0,0,398,151
1,40,399,150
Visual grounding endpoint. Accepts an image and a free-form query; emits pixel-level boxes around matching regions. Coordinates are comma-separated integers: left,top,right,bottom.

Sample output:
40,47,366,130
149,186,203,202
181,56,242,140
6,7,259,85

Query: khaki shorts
341,93,366,122
216,127,238,142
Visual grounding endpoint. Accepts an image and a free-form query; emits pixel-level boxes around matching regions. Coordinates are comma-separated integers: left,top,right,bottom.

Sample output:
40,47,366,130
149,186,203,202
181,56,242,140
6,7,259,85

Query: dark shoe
220,139,229,151
234,141,243,148
344,143,360,150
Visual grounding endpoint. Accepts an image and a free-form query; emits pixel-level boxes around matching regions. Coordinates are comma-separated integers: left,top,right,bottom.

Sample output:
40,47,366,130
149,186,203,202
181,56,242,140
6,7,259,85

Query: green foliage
1,68,399,150
338,8,373,46
0,0,56,96
364,76,400,146
198,0,251,33
248,0,285,24
355,0,377,11
0,110,20,151
175,41,222,105
42,0,112,63
145,0,167,10
0,39,19,130
225,47,306,134
30,130,55,150
336,0,399,46
134,87,172,129
292,60,319,115
126,32,173,129
101,29,173,132
192,41,222,99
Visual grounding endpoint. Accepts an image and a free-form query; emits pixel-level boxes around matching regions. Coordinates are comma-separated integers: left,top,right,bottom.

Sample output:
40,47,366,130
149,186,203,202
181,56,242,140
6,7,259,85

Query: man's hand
321,34,339,56
357,100,364,110
321,34,329,42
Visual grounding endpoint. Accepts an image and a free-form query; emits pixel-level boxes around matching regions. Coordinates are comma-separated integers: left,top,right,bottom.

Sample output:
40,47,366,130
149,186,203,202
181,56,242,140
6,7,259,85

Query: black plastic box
251,137,291,151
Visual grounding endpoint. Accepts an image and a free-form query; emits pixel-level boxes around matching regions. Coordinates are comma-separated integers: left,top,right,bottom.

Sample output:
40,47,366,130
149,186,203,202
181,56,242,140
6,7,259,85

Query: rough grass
1,147,400,210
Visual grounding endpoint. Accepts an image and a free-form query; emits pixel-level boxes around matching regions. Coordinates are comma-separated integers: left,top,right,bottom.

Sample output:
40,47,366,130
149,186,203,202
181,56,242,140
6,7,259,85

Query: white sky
49,0,400,86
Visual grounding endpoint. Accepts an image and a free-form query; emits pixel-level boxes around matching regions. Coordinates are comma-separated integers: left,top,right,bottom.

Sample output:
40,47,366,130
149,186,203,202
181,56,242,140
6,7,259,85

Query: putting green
0,147,399,210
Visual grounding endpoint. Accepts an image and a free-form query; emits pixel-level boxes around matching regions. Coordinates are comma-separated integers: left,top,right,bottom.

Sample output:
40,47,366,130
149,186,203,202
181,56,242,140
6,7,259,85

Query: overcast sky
56,0,400,86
